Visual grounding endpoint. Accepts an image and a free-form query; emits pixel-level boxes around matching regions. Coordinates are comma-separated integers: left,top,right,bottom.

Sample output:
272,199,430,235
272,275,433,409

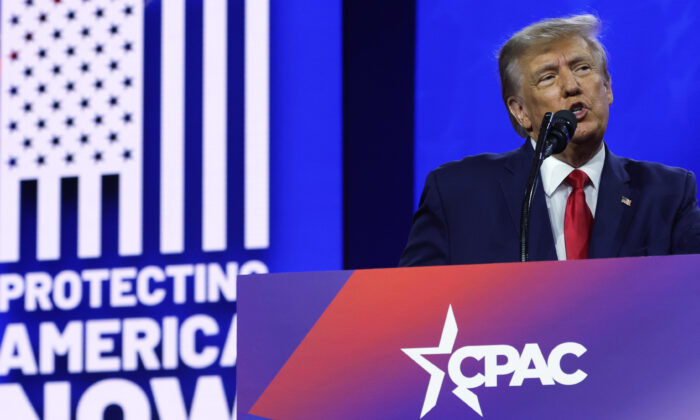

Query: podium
238,255,700,419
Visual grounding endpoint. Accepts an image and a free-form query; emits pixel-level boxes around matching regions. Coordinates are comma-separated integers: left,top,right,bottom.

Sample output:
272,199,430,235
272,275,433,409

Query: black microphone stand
519,113,554,262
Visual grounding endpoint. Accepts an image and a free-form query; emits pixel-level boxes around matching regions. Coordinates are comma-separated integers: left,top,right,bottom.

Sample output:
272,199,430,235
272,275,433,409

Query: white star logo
402,305,482,418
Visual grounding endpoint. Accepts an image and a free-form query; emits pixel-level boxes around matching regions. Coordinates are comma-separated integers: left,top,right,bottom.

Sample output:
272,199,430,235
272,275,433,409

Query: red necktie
564,169,593,259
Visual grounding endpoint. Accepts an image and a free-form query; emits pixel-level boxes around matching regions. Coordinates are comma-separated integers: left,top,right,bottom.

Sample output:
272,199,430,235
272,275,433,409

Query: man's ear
604,79,613,105
507,96,531,131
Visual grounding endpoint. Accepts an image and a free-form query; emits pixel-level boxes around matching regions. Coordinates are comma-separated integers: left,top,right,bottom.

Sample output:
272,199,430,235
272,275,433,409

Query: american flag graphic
0,0,270,262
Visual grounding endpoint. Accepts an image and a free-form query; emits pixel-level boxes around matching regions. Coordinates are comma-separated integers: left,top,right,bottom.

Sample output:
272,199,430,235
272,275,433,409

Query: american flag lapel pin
621,196,632,206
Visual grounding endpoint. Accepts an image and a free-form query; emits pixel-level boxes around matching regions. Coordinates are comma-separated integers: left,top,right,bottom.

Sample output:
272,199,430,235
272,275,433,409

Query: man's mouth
569,103,587,120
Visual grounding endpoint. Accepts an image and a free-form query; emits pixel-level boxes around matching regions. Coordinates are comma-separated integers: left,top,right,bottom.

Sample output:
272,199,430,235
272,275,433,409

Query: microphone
542,110,577,159
519,109,577,262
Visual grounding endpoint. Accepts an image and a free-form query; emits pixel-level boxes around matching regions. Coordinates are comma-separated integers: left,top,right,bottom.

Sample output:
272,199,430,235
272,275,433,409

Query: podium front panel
238,255,700,419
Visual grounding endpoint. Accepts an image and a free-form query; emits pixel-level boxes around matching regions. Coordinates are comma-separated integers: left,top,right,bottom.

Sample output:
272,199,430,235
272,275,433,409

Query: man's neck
552,140,604,168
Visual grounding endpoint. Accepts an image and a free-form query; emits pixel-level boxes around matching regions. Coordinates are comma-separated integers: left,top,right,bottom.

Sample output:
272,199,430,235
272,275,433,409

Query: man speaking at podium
400,14,700,266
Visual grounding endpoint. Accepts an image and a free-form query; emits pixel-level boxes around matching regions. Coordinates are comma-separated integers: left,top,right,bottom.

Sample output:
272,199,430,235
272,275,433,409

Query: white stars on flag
0,0,143,261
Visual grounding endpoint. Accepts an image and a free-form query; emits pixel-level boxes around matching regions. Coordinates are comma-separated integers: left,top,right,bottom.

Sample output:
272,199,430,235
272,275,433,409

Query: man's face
507,36,613,145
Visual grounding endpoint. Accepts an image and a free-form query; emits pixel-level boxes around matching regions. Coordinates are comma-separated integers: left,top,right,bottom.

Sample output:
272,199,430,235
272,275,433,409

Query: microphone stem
520,152,544,262
520,113,552,262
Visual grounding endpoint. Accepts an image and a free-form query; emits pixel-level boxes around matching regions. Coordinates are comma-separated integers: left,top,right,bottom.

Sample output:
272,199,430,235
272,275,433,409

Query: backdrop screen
0,0,341,418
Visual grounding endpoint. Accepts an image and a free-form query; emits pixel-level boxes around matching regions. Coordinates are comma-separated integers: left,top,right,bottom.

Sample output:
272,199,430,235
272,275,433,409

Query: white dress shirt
531,139,606,260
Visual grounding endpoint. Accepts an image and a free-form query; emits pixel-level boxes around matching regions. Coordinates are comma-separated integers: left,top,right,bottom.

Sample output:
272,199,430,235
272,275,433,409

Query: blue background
268,0,342,272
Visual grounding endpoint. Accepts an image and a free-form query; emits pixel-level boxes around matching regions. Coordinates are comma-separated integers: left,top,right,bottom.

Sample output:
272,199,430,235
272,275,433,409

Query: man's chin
570,130,604,147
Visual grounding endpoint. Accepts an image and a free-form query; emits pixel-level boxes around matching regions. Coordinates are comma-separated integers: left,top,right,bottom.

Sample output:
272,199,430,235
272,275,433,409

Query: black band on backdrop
343,0,416,269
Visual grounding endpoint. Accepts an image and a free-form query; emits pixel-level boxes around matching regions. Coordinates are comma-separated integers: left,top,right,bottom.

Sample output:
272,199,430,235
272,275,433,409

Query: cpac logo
402,305,587,418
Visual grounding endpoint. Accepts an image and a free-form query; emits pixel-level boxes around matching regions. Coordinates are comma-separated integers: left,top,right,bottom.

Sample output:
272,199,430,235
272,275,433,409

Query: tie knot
566,169,590,189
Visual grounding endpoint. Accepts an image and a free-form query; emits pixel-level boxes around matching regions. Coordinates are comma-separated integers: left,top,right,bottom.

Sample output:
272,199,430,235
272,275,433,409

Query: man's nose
560,68,581,97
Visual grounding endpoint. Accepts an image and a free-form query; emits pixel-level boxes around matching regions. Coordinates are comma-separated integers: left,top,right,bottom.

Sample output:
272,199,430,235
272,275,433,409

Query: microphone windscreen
549,110,577,154
552,109,577,137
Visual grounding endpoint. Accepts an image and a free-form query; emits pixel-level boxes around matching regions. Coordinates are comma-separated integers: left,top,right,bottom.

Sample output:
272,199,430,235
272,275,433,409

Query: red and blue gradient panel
238,255,700,419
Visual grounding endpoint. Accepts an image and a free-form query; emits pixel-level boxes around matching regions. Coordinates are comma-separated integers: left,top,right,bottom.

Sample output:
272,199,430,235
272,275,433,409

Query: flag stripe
202,0,228,252
37,176,61,261
0,178,20,262
19,181,37,262
78,173,101,259
120,168,143,256
160,0,186,254
244,0,271,250
60,177,79,260
102,175,120,257
120,2,146,257
0,0,19,263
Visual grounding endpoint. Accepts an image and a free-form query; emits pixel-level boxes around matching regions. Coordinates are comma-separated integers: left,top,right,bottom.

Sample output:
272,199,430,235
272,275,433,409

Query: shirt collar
530,138,606,197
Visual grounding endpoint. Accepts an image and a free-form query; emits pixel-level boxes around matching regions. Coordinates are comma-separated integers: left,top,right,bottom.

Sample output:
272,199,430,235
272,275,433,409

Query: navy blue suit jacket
400,141,700,266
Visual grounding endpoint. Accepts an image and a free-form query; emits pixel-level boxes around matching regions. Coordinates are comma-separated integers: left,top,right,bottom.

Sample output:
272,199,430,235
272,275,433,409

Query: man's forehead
520,37,594,70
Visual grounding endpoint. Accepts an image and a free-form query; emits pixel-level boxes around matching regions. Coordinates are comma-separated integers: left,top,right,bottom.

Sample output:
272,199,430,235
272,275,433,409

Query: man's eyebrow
532,54,593,77
533,62,558,77
567,54,592,66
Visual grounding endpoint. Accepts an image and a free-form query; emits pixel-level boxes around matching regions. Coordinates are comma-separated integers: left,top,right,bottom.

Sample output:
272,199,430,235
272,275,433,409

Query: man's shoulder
430,146,524,179
613,154,694,182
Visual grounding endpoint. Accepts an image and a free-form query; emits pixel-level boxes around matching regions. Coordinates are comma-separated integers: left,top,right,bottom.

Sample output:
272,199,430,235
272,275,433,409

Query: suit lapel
500,141,557,261
589,147,634,258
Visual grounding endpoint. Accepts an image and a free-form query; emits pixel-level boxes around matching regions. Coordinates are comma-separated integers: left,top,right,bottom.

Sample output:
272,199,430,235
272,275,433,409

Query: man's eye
539,74,555,83
576,65,591,72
